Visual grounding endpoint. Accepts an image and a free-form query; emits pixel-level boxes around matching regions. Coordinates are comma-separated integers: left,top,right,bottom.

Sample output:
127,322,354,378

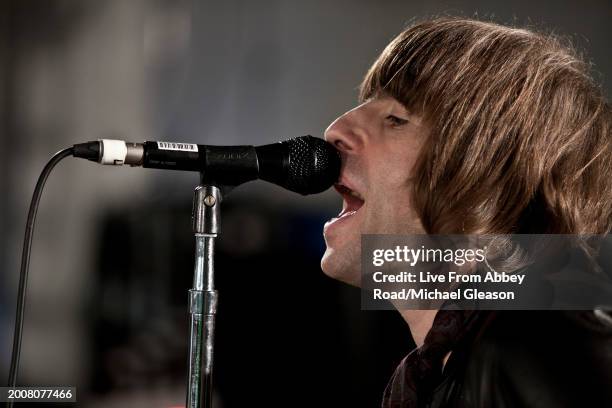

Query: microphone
72,136,341,195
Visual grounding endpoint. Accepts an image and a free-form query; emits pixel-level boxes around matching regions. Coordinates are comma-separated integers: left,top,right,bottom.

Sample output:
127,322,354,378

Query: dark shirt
384,310,612,408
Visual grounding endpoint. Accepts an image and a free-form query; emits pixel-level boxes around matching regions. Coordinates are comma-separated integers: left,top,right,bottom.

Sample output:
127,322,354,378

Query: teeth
349,189,364,201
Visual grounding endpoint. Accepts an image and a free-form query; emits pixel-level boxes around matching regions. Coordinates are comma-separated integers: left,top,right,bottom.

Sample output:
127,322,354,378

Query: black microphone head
284,136,341,195
256,136,341,195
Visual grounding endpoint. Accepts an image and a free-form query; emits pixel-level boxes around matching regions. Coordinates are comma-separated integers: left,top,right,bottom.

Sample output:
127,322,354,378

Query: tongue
344,194,364,212
334,184,364,214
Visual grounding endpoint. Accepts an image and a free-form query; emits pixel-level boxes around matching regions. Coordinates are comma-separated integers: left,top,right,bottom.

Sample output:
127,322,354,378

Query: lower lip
323,209,359,234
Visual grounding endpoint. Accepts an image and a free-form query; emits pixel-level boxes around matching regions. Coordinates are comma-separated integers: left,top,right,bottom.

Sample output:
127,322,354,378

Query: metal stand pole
187,184,221,408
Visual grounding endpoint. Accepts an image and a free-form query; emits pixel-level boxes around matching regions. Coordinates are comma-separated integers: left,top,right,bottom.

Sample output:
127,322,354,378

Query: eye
386,114,409,127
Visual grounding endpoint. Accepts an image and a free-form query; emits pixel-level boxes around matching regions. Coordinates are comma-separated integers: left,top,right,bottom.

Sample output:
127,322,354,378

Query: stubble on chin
320,244,362,287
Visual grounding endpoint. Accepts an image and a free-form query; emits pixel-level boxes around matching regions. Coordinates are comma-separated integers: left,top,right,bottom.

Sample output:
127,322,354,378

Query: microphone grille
286,136,341,195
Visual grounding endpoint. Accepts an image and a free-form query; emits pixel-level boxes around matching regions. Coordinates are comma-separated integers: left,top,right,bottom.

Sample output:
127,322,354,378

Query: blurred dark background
1,0,610,407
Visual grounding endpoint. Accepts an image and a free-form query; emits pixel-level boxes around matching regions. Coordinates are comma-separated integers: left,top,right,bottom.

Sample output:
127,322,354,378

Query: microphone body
73,136,340,195
141,141,259,184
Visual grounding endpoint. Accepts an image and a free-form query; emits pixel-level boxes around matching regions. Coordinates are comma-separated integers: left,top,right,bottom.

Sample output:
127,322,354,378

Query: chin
320,246,361,287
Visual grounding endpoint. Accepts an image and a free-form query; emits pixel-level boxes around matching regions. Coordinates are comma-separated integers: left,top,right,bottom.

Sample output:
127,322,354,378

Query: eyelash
386,115,408,127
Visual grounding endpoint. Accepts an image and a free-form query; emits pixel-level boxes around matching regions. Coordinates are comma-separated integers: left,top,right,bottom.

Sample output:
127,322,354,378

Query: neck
398,309,438,347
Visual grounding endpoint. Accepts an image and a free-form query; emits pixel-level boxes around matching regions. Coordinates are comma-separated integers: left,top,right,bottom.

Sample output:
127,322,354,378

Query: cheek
361,138,426,233
362,188,416,233
368,140,420,182
366,154,415,203
363,160,421,233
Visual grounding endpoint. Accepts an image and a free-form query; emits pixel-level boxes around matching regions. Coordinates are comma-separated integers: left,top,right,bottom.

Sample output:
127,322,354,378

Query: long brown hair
360,17,611,235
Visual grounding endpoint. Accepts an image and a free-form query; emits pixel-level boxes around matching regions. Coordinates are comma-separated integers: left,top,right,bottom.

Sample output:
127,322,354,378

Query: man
321,17,612,407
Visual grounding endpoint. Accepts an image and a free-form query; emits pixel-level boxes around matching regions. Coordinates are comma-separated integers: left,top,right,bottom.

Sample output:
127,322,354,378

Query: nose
324,106,366,155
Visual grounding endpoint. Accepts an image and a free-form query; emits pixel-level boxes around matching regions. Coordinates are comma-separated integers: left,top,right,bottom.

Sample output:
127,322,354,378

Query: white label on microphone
157,141,198,152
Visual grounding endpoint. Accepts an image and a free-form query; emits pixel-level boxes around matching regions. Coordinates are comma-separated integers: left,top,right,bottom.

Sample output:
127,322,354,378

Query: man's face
321,95,428,286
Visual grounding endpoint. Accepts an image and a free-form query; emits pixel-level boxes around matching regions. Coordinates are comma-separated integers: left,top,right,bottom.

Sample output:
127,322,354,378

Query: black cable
6,147,74,407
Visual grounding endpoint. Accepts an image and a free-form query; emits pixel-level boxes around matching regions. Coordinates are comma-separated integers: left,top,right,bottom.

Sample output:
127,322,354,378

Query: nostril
333,139,351,152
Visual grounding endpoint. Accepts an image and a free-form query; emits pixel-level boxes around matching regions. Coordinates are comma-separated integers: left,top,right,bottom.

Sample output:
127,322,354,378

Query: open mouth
334,182,365,218
323,180,365,234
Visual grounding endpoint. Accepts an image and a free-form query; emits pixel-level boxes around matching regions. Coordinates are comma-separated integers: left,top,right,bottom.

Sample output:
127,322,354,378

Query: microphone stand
186,179,222,408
